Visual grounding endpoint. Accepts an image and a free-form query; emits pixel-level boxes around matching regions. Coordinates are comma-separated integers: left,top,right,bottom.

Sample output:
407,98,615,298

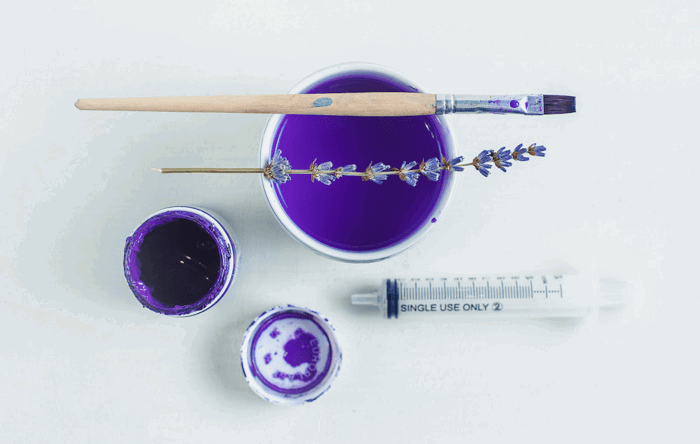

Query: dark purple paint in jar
123,207,238,316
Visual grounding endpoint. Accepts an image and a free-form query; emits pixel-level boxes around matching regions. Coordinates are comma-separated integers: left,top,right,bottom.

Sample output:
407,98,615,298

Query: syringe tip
351,293,381,306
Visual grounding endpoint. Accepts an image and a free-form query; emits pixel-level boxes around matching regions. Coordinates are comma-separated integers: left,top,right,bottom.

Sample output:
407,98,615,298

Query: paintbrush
74,93,575,116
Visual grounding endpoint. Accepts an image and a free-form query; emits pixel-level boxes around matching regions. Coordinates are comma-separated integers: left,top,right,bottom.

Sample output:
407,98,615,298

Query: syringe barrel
387,275,591,319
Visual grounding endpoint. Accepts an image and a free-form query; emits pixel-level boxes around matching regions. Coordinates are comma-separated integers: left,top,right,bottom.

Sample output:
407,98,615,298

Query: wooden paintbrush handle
74,93,437,116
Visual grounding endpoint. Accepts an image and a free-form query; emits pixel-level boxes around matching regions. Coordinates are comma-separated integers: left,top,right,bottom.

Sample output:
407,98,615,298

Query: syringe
352,274,626,319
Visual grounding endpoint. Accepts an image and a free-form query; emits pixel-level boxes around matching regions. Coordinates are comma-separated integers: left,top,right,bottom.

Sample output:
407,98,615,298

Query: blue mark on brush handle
313,97,333,107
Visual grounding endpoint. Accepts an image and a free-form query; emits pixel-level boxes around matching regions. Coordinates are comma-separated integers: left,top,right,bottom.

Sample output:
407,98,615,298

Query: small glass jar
123,206,240,316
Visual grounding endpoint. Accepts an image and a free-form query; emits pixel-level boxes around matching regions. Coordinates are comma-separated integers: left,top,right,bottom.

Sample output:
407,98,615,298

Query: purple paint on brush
510,100,519,108
268,73,454,252
123,209,235,316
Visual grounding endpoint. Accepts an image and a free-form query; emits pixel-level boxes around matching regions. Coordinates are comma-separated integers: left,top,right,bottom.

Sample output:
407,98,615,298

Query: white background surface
2,1,697,442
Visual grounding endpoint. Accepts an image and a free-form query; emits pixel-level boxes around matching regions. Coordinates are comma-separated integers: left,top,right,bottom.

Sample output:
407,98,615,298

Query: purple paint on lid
241,306,342,404
249,311,332,395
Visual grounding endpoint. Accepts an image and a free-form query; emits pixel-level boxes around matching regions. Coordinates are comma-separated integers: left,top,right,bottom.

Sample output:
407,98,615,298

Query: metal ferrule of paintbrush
435,94,549,115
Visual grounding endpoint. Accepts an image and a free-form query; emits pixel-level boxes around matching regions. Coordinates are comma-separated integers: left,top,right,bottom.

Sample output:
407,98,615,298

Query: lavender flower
362,162,391,184
442,156,465,172
490,147,512,172
398,161,420,187
471,150,492,177
184,141,547,185
419,158,441,182
527,144,546,157
511,144,529,162
309,159,335,185
264,148,291,184
334,164,357,179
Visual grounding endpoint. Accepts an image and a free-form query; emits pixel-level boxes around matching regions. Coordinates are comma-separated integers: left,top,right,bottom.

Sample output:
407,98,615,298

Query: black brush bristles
543,95,576,114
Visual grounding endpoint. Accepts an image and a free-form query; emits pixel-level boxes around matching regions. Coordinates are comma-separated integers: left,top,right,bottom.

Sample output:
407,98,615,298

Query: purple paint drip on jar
123,207,239,316
260,63,457,263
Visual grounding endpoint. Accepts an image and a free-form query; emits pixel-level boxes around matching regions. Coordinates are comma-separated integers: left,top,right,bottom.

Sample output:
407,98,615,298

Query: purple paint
248,311,332,395
510,100,519,108
283,328,320,367
431,217,437,223
268,73,454,252
123,208,236,316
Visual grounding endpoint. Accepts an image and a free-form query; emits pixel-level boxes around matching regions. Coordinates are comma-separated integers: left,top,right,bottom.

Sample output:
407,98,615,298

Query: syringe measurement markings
560,282,563,299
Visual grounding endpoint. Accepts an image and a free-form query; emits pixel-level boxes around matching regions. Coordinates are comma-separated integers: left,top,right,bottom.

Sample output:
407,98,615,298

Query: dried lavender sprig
154,144,546,184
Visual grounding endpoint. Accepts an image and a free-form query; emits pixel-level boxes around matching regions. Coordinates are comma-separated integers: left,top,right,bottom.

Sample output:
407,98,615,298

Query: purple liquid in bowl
269,73,454,252
123,209,235,316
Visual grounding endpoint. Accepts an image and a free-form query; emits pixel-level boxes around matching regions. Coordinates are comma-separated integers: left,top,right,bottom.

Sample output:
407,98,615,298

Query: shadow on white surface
191,318,262,406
